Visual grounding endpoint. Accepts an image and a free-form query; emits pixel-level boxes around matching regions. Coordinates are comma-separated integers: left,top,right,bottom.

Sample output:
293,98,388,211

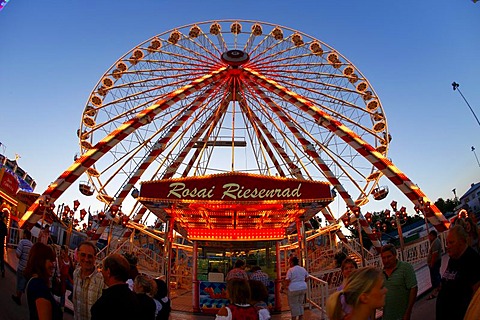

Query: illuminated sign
140,172,332,203
0,168,19,196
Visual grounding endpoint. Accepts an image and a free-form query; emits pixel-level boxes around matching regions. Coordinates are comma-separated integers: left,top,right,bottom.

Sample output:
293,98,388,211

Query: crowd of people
3,227,172,320
1,213,480,320
325,216,480,320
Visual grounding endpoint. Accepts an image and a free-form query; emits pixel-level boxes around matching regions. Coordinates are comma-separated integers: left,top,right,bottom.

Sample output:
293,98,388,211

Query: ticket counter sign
140,172,332,204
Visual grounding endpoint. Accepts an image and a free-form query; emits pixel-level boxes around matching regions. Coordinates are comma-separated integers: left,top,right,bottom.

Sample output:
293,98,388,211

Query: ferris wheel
79,20,388,209
20,20,449,243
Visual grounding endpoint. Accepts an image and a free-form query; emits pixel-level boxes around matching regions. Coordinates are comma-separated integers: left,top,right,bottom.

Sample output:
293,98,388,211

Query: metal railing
306,274,329,319
307,247,336,272
113,241,165,276
7,227,38,247
310,267,343,295
340,238,377,266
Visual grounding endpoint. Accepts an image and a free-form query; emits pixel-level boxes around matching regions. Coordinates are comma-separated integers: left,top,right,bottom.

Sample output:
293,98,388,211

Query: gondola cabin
372,186,389,200
79,181,94,196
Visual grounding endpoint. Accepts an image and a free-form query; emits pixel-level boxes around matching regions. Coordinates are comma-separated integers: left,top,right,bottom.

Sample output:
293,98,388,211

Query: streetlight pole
472,146,480,168
452,82,480,127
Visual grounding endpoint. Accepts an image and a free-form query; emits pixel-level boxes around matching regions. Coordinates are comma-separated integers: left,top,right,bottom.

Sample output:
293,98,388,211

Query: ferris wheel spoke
240,85,305,178
243,83,317,180
243,70,385,147
147,80,231,179
245,66,448,230
263,112,357,214
87,79,214,137
193,104,234,176
252,49,322,71
208,22,228,52
88,81,183,126
250,49,313,72
237,100,281,176
186,127,225,177
277,102,369,186
244,78,372,152
269,91,383,143
161,88,232,178
168,39,223,68
107,93,214,206
244,25,280,57
244,71,363,206
143,48,219,69
248,27,297,65
267,70,362,97
190,27,226,58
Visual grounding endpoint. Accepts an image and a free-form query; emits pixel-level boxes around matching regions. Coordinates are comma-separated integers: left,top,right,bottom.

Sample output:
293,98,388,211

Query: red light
187,228,285,241
384,209,391,219
365,212,372,223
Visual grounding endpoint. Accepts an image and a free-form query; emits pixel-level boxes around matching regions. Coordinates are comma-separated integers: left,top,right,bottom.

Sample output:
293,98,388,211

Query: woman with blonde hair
327,267,386,320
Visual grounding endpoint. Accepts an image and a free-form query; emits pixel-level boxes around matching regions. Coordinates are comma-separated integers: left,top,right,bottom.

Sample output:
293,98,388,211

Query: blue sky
0,1,479,223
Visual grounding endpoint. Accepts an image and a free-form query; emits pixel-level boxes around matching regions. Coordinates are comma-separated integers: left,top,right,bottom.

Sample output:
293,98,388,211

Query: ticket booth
194,241,278,314
138,172,333,314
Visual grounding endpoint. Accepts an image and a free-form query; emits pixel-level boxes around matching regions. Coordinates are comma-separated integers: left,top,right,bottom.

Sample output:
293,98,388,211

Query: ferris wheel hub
221,49,250,66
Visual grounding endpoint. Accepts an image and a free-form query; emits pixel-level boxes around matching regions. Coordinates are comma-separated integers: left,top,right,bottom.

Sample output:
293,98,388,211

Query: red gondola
372,186,389,200
79,181,94,196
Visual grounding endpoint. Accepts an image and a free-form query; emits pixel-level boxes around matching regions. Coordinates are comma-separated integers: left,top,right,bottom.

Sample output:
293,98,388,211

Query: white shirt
286,265,308,292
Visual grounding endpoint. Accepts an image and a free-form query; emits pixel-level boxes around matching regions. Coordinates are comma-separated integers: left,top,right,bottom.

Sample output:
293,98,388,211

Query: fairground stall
138,172,333,314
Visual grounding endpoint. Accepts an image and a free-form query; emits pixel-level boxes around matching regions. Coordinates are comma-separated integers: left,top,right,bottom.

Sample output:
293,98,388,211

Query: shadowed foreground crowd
1,210,479,320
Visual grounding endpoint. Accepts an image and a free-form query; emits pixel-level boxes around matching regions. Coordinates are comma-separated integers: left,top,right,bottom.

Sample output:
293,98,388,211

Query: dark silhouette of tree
435,197,460,213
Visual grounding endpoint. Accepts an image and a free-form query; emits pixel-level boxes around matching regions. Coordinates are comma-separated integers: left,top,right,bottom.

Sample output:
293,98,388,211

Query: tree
435,197,460,213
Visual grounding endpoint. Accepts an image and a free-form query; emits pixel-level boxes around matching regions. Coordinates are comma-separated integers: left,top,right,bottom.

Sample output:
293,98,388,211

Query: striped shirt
73,267,105,320
16,239,33,271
